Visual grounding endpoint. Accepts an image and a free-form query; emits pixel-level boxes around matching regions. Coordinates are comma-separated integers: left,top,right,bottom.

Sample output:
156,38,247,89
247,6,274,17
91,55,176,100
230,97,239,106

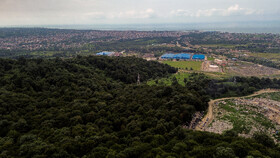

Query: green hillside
0,56,279,158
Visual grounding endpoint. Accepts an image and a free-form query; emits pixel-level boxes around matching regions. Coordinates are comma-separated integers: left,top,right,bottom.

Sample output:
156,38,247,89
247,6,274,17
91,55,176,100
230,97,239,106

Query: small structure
208,65,220,72
214,59,227,66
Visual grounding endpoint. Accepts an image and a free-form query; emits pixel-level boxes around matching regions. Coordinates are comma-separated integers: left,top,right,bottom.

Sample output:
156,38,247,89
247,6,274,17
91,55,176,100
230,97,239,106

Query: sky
0,0,280,26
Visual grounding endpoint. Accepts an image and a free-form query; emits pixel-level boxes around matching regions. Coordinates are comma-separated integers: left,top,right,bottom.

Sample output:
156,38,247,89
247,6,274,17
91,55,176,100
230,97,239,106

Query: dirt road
195,89,280,131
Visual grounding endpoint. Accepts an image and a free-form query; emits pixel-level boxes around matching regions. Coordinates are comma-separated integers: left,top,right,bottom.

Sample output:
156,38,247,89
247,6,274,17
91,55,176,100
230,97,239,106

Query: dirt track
195,89,280,131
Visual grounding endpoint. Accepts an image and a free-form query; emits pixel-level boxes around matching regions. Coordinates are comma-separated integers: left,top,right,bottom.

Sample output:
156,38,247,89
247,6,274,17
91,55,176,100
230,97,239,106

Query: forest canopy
0,56,279,158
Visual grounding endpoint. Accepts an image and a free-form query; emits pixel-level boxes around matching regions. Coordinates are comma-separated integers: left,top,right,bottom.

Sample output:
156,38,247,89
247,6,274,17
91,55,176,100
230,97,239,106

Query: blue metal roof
192,54,205,60
161,53,204,60
161,53,175,59
173,53,191,59
96,51,114,56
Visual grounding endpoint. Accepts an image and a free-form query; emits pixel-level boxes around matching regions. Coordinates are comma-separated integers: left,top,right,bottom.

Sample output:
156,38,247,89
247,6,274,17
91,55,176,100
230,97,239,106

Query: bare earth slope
195,89,280,131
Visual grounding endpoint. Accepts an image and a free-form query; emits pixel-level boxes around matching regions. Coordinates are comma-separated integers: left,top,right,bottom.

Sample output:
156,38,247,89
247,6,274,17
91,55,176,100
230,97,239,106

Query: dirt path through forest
195,89,280,131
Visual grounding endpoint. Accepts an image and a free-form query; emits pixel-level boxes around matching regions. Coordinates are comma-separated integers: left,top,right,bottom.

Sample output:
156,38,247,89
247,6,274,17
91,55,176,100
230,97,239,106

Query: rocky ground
227,63,280,76
205,96,280,142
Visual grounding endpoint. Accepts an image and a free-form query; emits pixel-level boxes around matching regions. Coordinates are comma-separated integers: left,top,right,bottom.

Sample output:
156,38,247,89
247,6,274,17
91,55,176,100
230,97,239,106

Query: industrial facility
96,51,115,56
161,53,175,59
161,53,205,60
192,54,205,60
174,53,191,59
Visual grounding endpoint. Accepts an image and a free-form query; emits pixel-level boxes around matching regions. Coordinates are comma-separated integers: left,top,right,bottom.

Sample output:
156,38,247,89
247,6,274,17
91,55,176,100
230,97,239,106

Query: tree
253,133,275,148
172,77,178,86
215,147,236,158
183,78,187,86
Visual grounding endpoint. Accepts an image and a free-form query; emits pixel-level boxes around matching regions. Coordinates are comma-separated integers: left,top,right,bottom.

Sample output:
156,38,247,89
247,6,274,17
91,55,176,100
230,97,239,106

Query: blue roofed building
161,53,192,60
96,51,114,56
161,53,175,59
192,54,205,60
173,53,191,60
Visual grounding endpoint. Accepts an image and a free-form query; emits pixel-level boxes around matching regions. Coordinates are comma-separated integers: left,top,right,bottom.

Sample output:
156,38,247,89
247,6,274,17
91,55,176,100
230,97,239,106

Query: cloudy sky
0,0,279,26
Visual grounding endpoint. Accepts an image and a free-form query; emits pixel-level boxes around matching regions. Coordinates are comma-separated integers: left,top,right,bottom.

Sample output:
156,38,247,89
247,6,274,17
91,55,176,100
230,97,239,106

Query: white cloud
84,12,107,19
84,9,157,19
114,8,157,19
171,4,262,17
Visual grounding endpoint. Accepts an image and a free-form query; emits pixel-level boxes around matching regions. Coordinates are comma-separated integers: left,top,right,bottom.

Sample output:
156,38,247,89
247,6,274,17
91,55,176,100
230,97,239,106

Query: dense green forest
157,73,280,99
0,56,280,157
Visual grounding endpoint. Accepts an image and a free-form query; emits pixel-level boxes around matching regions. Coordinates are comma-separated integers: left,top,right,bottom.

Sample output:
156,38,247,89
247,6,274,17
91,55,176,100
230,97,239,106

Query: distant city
2,21,280,34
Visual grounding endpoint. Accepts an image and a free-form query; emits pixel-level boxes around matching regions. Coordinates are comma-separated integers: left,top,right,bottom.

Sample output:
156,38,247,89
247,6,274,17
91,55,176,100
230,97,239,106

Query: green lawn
200,44,245,48
248,53,280,61
161,61,202,71
207,57,215,61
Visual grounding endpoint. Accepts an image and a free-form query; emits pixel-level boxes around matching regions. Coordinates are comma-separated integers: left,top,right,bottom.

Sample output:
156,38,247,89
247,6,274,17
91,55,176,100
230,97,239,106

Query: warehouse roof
96,51,114,56
161,53,175,59
192,54,205,60
173,53,191,59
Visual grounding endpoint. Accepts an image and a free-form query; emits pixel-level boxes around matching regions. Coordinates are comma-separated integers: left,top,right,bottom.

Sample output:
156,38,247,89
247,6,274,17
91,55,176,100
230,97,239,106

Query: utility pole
137,73,141,85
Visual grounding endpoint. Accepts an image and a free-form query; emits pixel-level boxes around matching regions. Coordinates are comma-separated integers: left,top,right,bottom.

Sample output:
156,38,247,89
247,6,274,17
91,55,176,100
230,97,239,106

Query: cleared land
161,61,202,71
195,89,280,142
226,62,280,77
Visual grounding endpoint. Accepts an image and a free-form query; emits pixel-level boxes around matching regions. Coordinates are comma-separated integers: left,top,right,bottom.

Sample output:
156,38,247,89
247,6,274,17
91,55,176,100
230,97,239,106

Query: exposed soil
195,89,280,131
227,63,280,76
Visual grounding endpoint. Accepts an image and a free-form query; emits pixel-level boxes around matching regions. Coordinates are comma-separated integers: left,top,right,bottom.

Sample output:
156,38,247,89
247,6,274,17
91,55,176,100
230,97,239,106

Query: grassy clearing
200,44,241,48
207,57,215,61
203,71,232,79
248,53,280,60
147,72,190,86
161,61,202,71
147,71,231,86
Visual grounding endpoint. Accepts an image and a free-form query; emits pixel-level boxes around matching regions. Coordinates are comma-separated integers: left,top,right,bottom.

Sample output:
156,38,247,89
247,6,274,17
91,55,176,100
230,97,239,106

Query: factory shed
173,53,191,59
161,53,175,59
96,51,114,56
192,54,205,60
